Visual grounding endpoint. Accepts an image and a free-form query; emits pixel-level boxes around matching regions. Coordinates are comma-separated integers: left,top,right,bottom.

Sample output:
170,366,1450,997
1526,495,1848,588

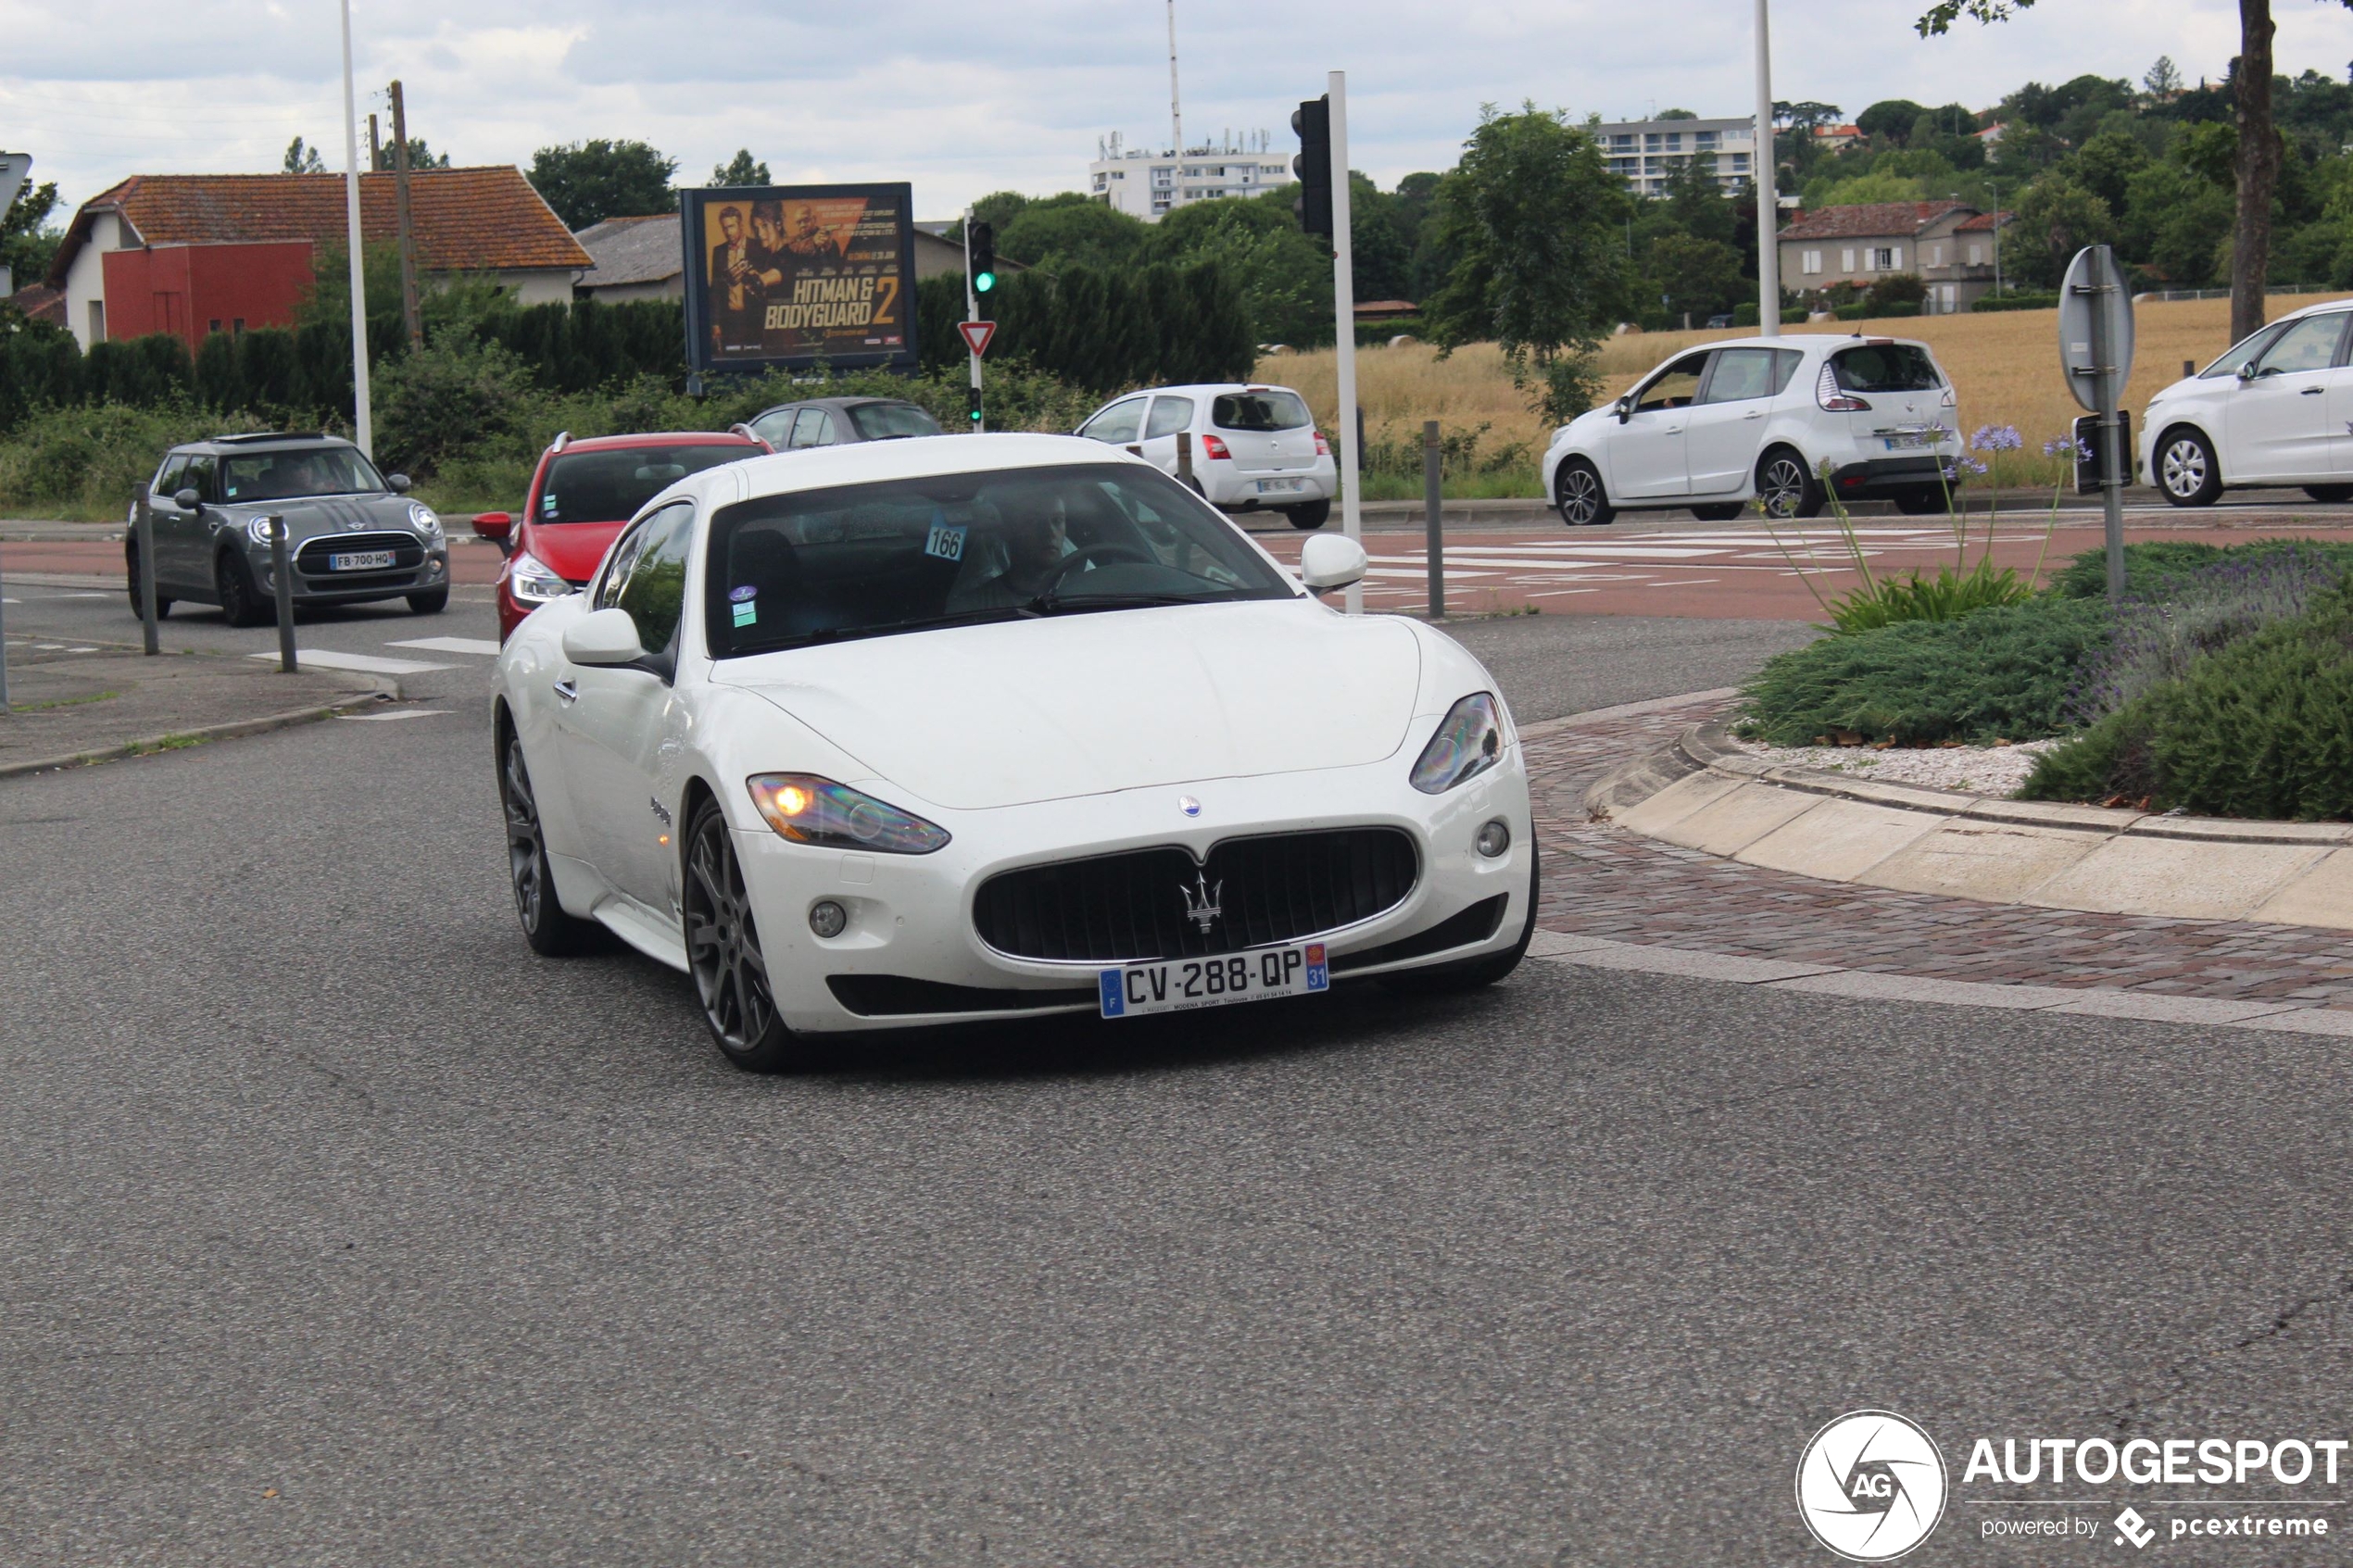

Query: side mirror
1614,398,1632,424
172,486,200,509
561,607,647,668
385,472,412,494
1299,533,1368,594
472,511,514,551
2237,361,2260,381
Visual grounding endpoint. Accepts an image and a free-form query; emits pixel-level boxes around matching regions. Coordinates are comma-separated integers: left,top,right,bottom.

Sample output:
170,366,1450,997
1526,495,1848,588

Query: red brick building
48,167,592,352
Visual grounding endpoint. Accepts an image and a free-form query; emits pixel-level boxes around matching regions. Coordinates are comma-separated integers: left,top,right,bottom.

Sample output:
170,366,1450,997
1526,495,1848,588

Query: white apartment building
1088,130,1293,222
1593,118,1757,196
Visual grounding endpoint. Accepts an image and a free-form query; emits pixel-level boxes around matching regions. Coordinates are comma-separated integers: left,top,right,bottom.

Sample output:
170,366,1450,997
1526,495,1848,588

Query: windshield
220,446,384,502
1831,345,1942,394
539,445,749,525
1211,390,1312,432
705,462,1297,658
847,402,942,441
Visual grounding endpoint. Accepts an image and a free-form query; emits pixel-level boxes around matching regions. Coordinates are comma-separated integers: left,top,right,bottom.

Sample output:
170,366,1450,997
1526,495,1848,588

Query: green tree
2004,172,2115,288
1,179,62,286
283,136,327,174
528,139,677,229
1650,233,1743,318
2145,55,2184,97
711,149,770,186
1422,104,1628,422
2066,129,2151,213
1856,99,1932,143
372,137,449,171
997,194,1149,272
1149,197,1329,344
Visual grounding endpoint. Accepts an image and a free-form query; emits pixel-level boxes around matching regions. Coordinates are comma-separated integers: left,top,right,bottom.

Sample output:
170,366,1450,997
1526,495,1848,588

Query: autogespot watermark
1796,1414,2344,1557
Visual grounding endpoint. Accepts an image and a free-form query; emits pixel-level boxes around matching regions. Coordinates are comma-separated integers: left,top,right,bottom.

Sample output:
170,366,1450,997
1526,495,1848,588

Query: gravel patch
1728,735,2062,797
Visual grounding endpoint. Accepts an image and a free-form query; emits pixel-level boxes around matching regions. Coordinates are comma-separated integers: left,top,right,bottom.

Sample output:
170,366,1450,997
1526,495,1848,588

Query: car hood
714,601,1423,810
520,521,625,584
219,493,419,542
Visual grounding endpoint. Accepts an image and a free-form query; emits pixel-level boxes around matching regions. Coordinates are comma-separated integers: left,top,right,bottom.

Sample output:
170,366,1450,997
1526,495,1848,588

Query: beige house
1777,201,2010,315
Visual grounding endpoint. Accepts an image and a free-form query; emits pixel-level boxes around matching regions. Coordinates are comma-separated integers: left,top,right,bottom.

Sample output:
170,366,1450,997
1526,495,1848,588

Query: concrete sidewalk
0,638,392,779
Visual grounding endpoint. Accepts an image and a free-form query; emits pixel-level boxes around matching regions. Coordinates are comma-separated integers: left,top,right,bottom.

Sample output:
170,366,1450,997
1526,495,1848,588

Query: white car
1076,383,1339,529
492,433,1538,1070
2140,297,2353,507
1540,334,1961,526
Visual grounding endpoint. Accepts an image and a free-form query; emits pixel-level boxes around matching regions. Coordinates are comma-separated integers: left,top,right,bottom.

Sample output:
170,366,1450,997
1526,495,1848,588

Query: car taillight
1816,361,1871,413
1313,430,1330,456
1200,433,1232,460
1939,385,1957,408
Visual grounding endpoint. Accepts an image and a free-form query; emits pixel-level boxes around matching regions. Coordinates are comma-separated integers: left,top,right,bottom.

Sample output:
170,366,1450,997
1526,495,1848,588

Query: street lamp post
338,0,373,457
1754,0,1780,338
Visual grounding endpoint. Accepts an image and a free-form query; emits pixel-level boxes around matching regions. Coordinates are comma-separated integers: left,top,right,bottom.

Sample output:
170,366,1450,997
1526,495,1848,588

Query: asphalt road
3,595,2348,1564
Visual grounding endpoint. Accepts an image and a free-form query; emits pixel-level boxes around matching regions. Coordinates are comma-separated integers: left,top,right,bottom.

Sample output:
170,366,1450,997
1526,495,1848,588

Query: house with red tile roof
48,167,590,352
1776,201,2012,314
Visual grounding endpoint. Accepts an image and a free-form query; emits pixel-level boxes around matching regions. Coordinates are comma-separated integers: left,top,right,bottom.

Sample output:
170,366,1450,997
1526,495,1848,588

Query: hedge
1970,293,2061,313
914,261,1253,393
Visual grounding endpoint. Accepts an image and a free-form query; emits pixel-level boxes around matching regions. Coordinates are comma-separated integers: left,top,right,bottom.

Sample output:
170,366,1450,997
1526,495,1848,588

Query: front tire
2156,427,2223,508
1756,447,1826,521
683,797,815,1073
1892,487,1946,516
215,549,271,628
1555,458,1614,527
125,542,172,617
2305,484,2353,504
501,729,598,957
1284,497,1331,530
408,587,449,614
1690,502,1744,521
1381,852,1541,996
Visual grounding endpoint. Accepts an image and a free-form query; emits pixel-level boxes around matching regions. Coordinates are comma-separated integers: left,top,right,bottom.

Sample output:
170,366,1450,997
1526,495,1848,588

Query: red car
473,430,768,641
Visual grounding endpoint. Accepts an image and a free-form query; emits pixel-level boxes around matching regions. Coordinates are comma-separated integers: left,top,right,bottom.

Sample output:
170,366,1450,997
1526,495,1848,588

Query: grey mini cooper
127,433,451,624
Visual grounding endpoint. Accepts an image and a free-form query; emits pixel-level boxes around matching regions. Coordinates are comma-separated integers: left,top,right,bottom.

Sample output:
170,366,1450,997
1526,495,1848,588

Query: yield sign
958,320,997,358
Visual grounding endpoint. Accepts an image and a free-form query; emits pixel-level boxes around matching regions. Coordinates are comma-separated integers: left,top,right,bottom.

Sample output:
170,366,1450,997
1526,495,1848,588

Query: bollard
268,514,297,673
1176,429,1193,487
2183,358,2195,379
134,507,160,656
1423,420,1445,620
0,546,9,713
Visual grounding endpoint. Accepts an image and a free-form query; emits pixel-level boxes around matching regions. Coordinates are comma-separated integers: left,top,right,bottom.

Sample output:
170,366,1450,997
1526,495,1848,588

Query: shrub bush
0,400,227,518
1738,596,2111,746
2022,585,2353,818
372,332,540,480
1969,293,2061,313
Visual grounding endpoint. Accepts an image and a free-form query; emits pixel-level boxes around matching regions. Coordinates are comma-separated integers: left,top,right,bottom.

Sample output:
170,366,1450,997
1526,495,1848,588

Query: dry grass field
1264,291,2353,492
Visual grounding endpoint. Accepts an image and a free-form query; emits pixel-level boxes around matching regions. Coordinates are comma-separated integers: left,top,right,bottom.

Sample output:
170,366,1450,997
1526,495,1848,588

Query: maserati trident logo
1178,872,1223,935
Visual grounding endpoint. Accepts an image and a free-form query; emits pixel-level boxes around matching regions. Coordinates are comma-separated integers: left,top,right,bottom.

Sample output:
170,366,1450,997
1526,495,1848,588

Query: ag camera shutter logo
1795,1410,1947,1561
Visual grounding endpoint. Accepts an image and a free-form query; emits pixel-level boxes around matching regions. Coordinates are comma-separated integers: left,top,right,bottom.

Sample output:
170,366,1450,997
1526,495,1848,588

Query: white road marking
1362,566,1497,580
247,649,455,674
386,635,502,657
338,709,454,721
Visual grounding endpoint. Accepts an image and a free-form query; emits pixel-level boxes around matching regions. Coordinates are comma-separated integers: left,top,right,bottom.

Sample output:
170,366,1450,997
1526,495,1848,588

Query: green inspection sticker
732,600,757,627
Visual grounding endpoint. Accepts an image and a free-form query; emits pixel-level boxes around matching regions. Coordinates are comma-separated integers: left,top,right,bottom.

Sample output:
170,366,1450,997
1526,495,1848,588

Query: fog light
1476,819,1511,858
808,899,848,938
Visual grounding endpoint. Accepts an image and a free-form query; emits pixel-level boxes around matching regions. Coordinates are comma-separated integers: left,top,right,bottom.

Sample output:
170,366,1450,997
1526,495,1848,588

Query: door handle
1743,409,1766,420
553,679,579,704
2303,386,2325,395
1665,426,1684,435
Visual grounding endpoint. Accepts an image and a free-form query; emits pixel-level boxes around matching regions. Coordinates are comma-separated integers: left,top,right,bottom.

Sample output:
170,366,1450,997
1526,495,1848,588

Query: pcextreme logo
1796,1410,1950,1562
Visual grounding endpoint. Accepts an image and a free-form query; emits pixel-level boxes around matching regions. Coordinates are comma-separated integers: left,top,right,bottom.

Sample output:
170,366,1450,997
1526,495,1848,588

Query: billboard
680,182,918,374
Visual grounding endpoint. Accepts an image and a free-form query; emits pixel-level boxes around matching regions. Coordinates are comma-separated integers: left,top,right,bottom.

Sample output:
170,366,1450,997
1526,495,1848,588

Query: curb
0,673,399,781
1590,718,2353,929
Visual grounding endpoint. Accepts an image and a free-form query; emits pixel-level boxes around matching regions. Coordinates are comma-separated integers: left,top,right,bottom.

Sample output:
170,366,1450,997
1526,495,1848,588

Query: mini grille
974,827,1418,963
295,532,426,578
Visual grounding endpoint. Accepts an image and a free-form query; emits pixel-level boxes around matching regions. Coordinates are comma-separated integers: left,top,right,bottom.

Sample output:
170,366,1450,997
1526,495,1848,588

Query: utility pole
1753,0,1780,337
1328,69,1362,617
1988,177,2003,300
389,79,422,350
338,0,372,458
368,112,380,170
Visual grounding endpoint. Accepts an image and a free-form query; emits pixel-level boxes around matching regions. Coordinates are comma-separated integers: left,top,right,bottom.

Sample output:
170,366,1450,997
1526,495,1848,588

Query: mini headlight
747,773,950,855
245,516,281,546
1410,692,1505,794
508,549,572,604
408,502,443,536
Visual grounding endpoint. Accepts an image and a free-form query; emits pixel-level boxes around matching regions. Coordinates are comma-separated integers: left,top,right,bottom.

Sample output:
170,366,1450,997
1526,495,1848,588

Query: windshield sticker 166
1798,1411,2343,1560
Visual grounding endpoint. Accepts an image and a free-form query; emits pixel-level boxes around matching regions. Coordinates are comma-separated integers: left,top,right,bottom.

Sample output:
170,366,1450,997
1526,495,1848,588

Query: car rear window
847,402,942,441
538,445,748,524
1211,390,1312,432
1831,345,1942,394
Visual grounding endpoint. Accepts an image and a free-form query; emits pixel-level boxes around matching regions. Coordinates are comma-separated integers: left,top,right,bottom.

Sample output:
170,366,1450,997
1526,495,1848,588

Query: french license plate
1881,432,1935,450
1100,943,1328,1018
1255,477,1305,494
328,549,396,571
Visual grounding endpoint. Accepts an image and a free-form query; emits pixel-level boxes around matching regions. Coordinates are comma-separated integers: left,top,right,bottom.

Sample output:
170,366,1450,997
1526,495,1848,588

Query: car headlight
408,502,443,538
1410,692,1505,794
244,516,281,546
746,773,951,854
508,549,572,604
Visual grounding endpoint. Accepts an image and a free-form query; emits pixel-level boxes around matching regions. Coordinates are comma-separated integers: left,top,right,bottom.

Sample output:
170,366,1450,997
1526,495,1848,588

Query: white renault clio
492,433,1537,1071
1540,334,1961,525
1076,383,1339,529
2140,298,2353,506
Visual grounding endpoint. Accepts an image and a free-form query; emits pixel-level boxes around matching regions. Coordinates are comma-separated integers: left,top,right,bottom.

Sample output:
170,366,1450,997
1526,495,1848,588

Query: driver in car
947,495,1080,610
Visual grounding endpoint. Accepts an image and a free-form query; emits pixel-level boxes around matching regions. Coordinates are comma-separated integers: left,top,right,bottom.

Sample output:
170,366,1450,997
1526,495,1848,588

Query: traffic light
967,383,982,426
969,220,997,295
1291,95,1332,239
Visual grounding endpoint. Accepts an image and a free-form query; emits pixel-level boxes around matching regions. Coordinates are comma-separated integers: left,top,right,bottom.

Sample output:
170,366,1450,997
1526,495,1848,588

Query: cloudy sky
8,0,2353,222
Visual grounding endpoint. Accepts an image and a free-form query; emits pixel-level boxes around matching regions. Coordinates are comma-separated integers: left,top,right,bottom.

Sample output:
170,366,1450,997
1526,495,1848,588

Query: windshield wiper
1020,588,1233,618
792,607,1028,646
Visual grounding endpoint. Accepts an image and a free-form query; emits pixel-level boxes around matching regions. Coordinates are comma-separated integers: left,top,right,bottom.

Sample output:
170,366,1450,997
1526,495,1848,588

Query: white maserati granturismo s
492,433,1537,1070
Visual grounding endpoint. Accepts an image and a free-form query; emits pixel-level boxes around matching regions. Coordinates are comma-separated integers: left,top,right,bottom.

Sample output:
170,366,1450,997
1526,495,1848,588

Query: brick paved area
1526,696,2353,1009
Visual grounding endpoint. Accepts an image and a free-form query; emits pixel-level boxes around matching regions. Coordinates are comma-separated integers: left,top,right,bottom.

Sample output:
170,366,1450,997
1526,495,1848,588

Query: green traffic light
975,270,996,293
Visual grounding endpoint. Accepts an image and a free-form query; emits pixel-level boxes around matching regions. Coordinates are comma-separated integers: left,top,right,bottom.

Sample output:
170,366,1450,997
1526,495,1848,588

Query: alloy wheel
502,735,546,929
686,815,774,1049
1758,456,1810,520
1558,467,1602,526
2161,439,2208,499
